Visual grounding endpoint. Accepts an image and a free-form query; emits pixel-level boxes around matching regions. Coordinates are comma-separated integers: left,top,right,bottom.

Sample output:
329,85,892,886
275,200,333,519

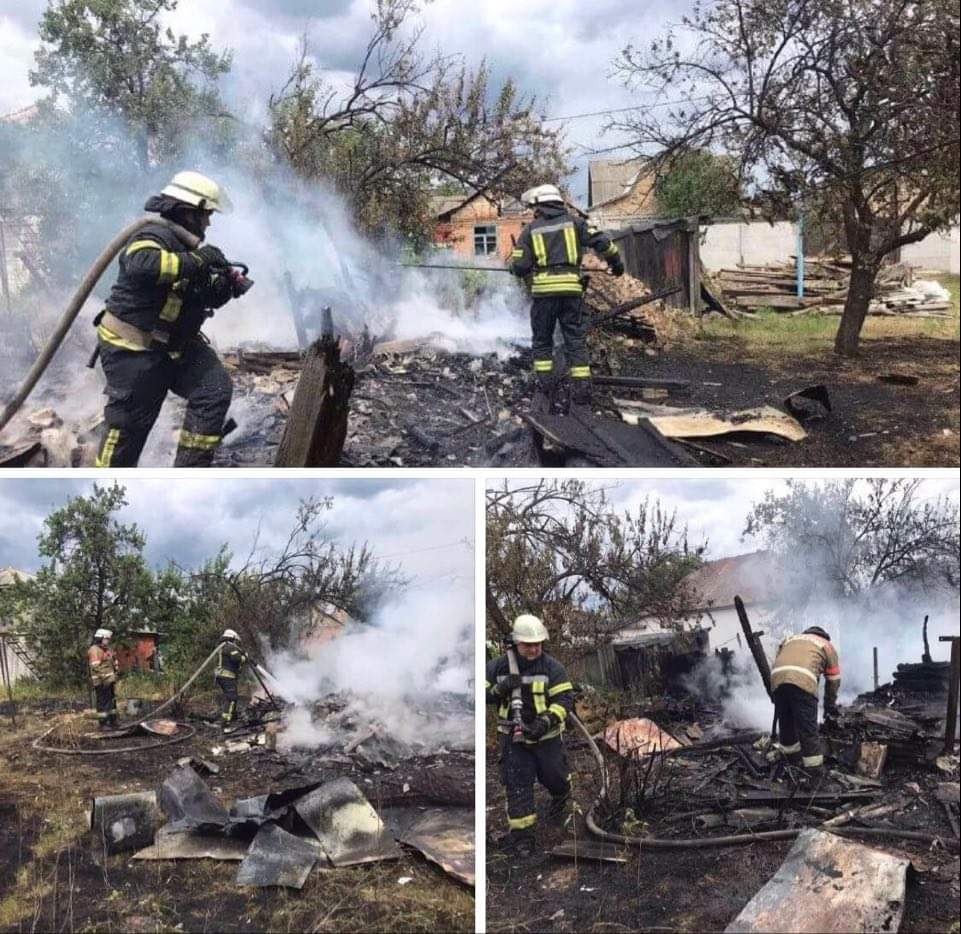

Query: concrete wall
901,226,960,275
700,219,961,274
700,221,797,271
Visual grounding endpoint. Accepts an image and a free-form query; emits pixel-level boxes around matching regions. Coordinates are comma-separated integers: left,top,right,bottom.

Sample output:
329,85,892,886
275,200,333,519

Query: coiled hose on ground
0,216,200,435
569,712,951,850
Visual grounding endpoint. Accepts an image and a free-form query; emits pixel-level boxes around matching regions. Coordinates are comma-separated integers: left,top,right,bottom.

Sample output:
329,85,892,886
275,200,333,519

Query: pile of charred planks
717,259,953,317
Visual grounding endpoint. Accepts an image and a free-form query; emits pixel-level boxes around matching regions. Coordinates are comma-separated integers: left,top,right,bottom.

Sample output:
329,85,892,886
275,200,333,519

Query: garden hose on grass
570,712,952,851
0,216,201,435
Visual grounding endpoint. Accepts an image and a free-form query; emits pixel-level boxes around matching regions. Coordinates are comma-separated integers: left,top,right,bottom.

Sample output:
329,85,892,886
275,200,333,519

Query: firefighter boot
531,372,555,416
507,828,535,859
569,376,592,416
547,792,571,824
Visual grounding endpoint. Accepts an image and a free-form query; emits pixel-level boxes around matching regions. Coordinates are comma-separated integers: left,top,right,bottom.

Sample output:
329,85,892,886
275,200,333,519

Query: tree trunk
834,259,879,356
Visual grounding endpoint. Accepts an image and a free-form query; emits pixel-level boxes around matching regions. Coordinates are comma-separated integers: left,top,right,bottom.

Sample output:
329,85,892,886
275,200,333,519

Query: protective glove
193,244,229,270
494,673,522,696
523,714,552,741
610,259,625,278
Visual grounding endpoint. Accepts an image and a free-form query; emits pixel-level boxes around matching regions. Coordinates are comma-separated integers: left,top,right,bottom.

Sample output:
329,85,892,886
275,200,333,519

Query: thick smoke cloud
266,585,474,753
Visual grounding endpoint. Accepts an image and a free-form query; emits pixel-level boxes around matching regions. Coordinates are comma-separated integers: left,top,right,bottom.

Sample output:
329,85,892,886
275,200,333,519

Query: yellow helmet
161,170,233,214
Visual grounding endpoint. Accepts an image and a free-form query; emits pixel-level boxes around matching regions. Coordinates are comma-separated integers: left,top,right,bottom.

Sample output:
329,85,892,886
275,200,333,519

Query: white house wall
700,221,797,271
901,226,961,275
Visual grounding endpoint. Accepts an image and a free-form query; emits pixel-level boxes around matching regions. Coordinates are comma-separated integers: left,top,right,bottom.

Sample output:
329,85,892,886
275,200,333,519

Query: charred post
274,336,355,468
734,595,773,698
941,635,960,756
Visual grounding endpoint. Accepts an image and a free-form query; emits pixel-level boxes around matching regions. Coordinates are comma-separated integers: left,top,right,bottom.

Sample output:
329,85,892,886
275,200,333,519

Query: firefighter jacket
99,222,234,354
771,632,841,706
87,644,118,687
214,641,248,680
509,204,621,297
485,651,574,744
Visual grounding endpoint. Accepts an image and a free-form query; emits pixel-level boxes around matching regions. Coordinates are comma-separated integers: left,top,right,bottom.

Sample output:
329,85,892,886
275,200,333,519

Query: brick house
430,192,532,263
587,157,659,230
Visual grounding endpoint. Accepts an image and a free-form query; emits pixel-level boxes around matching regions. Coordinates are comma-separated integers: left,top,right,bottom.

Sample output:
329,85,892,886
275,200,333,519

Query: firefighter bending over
87,628,119,730
770,625,841,777
214,628,248,731
94,171,248,468
509,184,624,413
486,614,575,856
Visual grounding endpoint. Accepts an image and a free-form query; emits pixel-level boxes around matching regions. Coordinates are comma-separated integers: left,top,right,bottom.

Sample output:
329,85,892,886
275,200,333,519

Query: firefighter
94,170,247,468
485,614,575,856
87,628,119,730
509,184,624,413
770,625,841,776
214,629,248,731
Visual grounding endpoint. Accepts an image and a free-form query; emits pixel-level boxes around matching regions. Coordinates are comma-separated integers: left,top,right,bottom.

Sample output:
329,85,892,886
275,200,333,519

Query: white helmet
94,628,113,640
511,614,548,643
162,170,233,214
221,628,240,641
521,184,564,207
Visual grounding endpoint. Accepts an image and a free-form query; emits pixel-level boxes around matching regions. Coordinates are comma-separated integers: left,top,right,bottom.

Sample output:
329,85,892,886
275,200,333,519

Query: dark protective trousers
96,340,232,468
530,296,590,379
500,734,571,832
774,683,823,767
216,675,239,725
94,683,117,726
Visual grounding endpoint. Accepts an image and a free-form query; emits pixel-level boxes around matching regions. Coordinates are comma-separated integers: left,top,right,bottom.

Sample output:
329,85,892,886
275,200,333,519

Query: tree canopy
612,0,960,355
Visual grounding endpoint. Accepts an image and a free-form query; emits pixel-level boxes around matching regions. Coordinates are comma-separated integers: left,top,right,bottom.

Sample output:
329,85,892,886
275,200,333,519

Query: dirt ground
0,702,474,934
603,332,961,468
485,738,960,934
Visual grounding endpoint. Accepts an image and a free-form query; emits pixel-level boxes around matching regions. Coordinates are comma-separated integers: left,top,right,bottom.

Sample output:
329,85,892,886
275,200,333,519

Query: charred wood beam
941,635,960,755
735,595,773,698
274,336,355,467
592,375,690,391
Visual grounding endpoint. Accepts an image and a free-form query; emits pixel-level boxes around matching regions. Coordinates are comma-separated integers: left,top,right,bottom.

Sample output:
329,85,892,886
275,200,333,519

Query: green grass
699,272,960,353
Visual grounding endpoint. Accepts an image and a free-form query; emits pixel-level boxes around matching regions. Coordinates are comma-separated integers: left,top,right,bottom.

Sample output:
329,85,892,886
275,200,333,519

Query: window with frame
473,224,497,255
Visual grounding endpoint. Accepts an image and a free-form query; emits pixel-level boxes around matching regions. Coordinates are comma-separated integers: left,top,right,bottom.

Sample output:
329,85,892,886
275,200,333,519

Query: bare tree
268,0,570,243
486,481,705,656
745,479,961,599
612,0,960,355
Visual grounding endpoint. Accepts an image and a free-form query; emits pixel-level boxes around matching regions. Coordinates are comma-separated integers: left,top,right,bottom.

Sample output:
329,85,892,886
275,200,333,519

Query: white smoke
266,586,473,754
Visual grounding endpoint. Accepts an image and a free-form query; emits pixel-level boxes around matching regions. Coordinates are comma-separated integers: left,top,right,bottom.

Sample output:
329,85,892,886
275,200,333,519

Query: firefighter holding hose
87,628,119,730
485,614,575,856
508,184,624,414
93,171,251,468
214,628,249,731
770,625,842,778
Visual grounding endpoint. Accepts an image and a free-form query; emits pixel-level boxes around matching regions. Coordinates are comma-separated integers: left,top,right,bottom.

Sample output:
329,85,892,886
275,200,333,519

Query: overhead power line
542,95,712,124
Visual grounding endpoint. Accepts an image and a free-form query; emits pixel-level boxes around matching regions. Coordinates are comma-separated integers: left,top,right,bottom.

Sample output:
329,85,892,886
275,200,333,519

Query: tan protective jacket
87,644,118,687
771,632,841,705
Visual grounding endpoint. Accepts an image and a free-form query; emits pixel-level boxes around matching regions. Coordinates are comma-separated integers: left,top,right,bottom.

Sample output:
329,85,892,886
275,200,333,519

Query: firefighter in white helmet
94,170,250,468
509,184,623,413
87,628,120,729
214,628,249,731
485,614,575,856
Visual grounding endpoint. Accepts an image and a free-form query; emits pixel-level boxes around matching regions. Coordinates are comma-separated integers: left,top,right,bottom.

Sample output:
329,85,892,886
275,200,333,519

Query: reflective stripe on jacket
214,642,248,679
771,633,841,705
99,223,228,352
87,644,118,687
485,651,575,744
509,205,620,296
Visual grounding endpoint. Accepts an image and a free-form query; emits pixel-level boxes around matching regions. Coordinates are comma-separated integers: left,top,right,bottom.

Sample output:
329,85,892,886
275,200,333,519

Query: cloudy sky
0,478,474,591
492,478,961,560
0,0,690,200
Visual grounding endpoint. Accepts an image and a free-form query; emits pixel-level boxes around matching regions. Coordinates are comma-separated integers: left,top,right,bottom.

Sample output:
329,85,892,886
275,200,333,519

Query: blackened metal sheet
294,777,401,867
235,822,322,889
159,764,229,833
725,828,909,933
90,791,162,855
550,840,629,864
132,825,249,861
397,808,474,886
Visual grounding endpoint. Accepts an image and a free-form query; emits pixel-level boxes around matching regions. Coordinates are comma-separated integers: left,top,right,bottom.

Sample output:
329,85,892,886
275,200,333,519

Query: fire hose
569,713,953,851
0,216,202,435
